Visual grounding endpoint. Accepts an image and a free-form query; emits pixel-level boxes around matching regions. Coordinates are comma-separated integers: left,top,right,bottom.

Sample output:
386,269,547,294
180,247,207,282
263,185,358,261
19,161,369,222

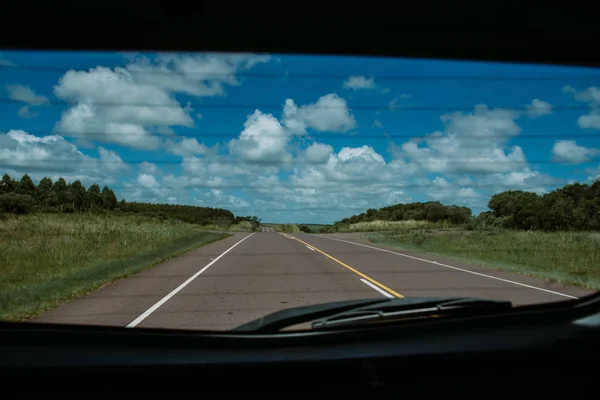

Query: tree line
323,201,472,232
0,173,254,226
477,179,600,231
322,178,600,232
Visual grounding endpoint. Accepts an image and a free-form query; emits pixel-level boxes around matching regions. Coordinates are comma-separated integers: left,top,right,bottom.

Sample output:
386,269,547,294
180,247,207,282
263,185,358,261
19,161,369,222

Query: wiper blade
232,297,512,333
231,298,391,333
310,297,512,330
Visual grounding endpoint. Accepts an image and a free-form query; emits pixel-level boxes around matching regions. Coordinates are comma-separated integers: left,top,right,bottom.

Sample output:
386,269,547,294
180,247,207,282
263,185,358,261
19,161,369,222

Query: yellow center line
279,233,404,298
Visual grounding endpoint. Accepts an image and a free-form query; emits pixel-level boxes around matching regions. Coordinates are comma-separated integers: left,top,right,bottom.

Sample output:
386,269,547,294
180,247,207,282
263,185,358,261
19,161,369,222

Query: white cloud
229,110,292,163
139,161,158,175
372,120,384,128
0,130,126,185
124,53,271,97
6,85,50,106
552,140,600,164
98,147,127,172
166,137,208,157
397,105,526,174
155,126,175,135
282,93,356,134
426,177,484,207
342,75,375,90
303,142,333,164
53,66,193,149
194,188,250,209
478,168,562,194
120,172,173,203
562,85,600,129
526,98,552,118
137,173,159,188
7,85,49,119
585,163,600,181
53,53,271,150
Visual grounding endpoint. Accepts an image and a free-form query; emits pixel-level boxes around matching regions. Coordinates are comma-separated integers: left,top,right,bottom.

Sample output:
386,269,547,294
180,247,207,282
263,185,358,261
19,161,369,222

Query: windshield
0,50,598,332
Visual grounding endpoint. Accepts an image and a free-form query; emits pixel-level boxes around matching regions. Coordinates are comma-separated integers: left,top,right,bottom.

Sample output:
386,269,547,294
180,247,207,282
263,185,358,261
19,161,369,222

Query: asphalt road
34,231,594,331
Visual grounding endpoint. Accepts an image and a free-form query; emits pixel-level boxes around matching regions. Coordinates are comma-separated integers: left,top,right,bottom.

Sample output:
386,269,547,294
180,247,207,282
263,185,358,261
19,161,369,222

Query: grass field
366,229,600,290
198,220,257,232
0,213,230,321
274,224,300,232
334,220,455,232
298,224,331,233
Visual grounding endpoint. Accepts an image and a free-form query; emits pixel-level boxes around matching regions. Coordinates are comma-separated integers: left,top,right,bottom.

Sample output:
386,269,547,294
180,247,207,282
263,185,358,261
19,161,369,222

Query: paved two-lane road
34,231,593,330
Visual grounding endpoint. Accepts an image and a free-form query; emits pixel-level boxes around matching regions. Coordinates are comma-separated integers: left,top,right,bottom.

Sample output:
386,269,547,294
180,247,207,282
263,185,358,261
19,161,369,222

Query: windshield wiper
232,297,512,333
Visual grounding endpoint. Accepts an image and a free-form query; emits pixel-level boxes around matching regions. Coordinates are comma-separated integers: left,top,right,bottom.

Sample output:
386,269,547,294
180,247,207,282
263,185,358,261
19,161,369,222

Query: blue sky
1,51,600,223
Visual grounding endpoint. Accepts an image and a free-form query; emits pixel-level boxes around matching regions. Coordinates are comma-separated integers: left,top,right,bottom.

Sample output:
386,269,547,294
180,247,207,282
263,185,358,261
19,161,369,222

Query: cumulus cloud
526,98,552,118
478,168,562,194
138,161,158,175
342,75,375,90
303,142,333,164
53,66,193,149
282,93,356,134
137,98,556,220
562,85,600,129
194,189,250,209
396,105,526,175
0,130,126,184
229,110,292,163
52,53,271,149
166,137,208,157
426,177,484,207
552,140,600,164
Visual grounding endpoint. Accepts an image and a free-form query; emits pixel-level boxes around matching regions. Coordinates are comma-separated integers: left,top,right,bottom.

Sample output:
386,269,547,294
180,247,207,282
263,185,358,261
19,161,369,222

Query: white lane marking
126,233,256,328
306,245,315,251
360,278,394,298
316,235,578,300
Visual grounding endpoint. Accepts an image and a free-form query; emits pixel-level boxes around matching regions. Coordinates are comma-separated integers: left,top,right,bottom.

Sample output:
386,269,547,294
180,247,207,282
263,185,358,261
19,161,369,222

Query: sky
1,50,600,223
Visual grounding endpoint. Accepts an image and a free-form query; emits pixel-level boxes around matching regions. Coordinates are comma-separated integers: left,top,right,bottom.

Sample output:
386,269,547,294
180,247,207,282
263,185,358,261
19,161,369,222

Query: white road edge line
316,235,578,300
126,232,256,328
360,278,394,298
306,245,315,251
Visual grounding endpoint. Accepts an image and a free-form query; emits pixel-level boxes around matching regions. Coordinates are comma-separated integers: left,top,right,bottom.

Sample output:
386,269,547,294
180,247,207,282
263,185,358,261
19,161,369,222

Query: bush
0,193,36,215
299,225,311,233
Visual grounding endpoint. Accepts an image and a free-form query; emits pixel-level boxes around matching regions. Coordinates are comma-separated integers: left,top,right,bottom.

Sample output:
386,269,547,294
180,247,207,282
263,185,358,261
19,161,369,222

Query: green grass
227,221,257,232
298,224,331,233
191,220,257,232
367,229,600,290
0,213,231,321
336,219,454,232
274,224,300,233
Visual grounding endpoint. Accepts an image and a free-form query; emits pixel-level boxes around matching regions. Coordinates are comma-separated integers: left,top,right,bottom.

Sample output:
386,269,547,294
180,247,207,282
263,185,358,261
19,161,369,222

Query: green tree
17,174,36,197
36,177,54,209
0,174,18,194
101,186,118,210
67,180,87,212
53,177,68,211
87,183,103,210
